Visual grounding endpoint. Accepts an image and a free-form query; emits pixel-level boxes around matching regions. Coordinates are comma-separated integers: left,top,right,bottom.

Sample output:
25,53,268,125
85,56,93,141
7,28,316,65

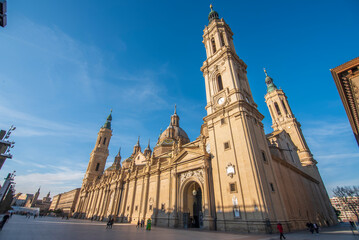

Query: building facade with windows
74,6,336,232
50,188,80,216
331,196,359,222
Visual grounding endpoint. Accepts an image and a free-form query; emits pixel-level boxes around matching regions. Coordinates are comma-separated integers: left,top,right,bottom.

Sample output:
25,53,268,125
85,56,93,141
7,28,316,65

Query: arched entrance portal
182,181,203,228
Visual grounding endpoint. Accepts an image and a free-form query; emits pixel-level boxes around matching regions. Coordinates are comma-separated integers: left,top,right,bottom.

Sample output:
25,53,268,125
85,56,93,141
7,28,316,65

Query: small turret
113,147,122,170
170,104,179,127
133,136,141,154
144,139,152,157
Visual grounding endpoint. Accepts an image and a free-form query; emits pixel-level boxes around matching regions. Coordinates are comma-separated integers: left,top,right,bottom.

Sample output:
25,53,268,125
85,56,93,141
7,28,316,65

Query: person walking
146,218,152,231
313,223,319,233
141,219,144,228
0,212,10,231
106,218,112,229
109,218,114,229
277,222,286,240
137,220,140,229
307,222,314,234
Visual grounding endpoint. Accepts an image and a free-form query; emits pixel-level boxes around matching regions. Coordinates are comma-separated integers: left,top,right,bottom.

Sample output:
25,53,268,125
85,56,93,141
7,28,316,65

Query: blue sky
0,0,358,198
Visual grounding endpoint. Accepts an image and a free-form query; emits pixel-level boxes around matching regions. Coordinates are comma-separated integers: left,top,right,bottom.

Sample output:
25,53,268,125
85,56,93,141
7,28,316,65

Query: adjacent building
50,188,80,216
331,197,359,222
73,5,336,233
331,57,359,146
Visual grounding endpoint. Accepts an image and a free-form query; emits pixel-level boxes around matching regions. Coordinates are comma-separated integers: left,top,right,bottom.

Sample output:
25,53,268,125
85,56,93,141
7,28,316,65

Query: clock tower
83,111,113,186
202,5,286,231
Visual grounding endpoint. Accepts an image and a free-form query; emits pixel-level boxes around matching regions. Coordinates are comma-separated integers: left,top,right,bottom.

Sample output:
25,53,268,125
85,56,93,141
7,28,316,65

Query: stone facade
74,6,337,233
331,57,359,146
50,188,80,216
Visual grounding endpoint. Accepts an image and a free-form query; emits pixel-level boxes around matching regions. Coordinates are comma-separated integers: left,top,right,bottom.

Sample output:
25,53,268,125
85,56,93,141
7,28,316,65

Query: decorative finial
111,109,112,113
210,4,213,11
138,136,140,144
174,104,177,114
264,68,268,77
148,139,150,148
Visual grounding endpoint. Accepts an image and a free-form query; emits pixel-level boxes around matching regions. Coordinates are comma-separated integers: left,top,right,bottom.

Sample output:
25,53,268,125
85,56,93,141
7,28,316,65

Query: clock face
226,166,235,175
217,97,225,105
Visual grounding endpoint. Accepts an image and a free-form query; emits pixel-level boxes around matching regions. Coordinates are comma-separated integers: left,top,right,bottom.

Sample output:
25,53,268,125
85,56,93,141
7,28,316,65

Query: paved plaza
0,215,358,240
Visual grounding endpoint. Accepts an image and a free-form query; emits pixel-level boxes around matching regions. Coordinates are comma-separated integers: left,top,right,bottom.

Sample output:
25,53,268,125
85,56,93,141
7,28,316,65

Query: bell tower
83,110,113,185
202,5,283,231
263,69,316,166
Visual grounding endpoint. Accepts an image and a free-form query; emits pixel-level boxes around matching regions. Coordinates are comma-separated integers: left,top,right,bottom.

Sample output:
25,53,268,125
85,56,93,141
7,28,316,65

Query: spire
37,187,40,193
46,192,50,198
135,136,140,147
103,109,112,129
171,105,180,127
133,136,141,154
145,139,151,150
116,147,121,158
113,147,122,170
264,68,277,93
208,4,219,23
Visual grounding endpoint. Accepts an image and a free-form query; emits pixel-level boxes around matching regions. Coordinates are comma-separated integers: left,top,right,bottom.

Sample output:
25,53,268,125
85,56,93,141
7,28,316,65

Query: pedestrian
110,218,114,229
277,222,286,240
91,216,94,222
307,222,314,234
106,217,112,229
313,223,319,233
137,220,140,229
0,212,10,231
146,218,152,231
141,219,144,228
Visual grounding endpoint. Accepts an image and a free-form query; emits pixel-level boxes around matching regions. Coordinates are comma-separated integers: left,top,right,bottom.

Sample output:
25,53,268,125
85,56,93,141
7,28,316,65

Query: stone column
202,158,215,230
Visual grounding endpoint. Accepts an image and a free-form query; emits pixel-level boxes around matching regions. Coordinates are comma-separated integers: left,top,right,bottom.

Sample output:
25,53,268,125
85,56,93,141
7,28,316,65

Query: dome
208,4,219,23
156,105,190,146
158,125,190,144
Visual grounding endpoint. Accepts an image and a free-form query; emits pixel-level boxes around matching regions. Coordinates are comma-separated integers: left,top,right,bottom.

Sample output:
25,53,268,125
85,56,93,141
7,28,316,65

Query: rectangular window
221,118,226,125
229,183,237,193
224,141,230,150
262,151,267,162
135,206,138,211
95,163,100,171
149,205,153,211
127,206,130,211
270,183,275,192
161,203,165,211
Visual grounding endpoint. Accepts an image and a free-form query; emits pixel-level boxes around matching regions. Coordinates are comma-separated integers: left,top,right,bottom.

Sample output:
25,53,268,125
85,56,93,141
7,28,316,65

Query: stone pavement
0,215,358,240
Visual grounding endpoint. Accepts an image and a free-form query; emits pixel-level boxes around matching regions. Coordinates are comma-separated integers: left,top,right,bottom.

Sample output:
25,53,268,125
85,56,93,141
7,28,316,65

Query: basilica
74,6,336,232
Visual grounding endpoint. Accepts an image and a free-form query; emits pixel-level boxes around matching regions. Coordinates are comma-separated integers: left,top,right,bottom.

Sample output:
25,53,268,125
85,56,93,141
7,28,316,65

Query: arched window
103,137,106,145
274,102,281,116
95,163,100,171
281,100,288,114
220,33,225,47
217,75,223,91
268,105,274,117
98,137,102,145
211,38,216,53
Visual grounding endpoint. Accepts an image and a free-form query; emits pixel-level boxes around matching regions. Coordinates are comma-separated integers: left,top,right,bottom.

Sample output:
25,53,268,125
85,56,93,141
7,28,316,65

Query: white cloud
14,166,85,197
